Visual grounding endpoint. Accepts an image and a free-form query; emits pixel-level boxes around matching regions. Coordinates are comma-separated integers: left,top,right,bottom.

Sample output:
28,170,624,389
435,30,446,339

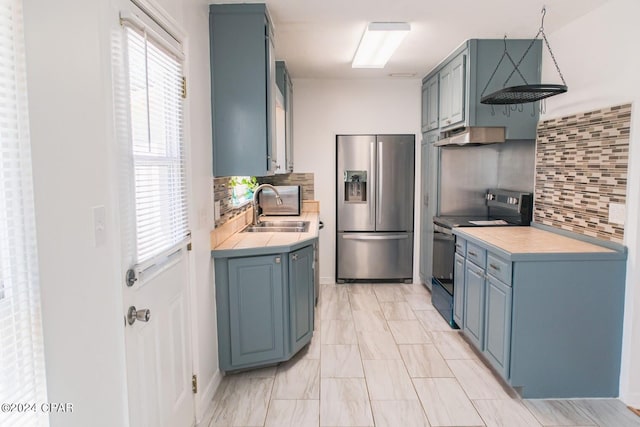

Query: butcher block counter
453,225,623,262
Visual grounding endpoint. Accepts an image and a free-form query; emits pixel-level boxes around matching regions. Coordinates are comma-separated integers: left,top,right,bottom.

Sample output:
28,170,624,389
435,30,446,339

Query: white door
123,249,194,427
115,3,195,426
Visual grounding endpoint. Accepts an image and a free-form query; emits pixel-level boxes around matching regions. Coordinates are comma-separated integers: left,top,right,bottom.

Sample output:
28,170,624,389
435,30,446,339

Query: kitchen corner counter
211,213,319,258
452,225,625,262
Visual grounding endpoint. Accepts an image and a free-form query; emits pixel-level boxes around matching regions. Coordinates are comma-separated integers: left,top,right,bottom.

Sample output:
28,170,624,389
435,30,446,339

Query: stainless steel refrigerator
336,135,415,282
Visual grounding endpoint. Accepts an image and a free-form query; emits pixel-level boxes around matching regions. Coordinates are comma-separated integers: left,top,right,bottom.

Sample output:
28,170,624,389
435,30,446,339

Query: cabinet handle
489,263,500,271
468,251,477,257
455,244,462,251
291,254,298,261
275,257,281,264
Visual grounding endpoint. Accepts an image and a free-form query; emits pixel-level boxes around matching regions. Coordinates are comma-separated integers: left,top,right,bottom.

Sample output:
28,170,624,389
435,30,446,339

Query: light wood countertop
212,213,319,255
454,226,616,255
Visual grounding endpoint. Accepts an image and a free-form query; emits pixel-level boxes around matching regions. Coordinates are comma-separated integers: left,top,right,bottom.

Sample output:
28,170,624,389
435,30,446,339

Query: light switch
92,205,106,247
608,203,626,225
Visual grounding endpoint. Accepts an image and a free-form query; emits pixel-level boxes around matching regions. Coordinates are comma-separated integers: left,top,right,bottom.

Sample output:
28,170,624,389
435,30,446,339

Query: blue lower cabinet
452,253,465,327
228,254,286,367
215,243,315,372
288,245,314,354
453,228,627,398
463,260,485,350
484,276,512,378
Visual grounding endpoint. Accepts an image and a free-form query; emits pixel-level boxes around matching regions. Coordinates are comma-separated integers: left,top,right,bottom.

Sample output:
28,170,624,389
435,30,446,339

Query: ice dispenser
344,171,367,202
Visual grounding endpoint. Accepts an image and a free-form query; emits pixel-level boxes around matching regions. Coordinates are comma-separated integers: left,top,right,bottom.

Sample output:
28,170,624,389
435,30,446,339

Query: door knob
127,306,151,325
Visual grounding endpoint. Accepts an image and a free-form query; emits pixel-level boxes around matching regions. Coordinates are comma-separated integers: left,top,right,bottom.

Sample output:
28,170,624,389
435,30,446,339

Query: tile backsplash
213,173,315,228
534,104,631,243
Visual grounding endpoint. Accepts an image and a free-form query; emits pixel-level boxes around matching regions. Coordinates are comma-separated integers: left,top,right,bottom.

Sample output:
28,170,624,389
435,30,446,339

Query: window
120,17,188,267
0,0,48,426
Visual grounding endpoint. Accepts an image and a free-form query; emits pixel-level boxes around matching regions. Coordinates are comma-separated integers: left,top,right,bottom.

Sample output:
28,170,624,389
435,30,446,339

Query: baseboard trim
195,370,223,427
320,276,334,285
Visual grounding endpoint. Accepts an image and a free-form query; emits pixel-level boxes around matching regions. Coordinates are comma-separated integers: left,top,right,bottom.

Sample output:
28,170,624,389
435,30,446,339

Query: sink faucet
252,184,283,225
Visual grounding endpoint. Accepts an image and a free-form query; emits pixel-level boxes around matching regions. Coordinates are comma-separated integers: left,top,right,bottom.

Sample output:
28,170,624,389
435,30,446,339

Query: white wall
22,0,218,425
540,0,640,407
293,79,422,283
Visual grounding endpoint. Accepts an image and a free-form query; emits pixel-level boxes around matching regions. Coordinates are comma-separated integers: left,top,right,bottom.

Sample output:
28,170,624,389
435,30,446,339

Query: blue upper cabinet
421,75,439,132
422,39,542,139
210,4,276,177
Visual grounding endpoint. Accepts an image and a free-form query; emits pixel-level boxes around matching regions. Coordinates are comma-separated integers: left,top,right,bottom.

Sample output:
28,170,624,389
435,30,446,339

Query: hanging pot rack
480,7,567,105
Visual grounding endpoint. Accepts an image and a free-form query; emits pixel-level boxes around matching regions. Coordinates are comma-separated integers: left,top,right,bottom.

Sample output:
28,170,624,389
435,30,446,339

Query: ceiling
209,0,611,79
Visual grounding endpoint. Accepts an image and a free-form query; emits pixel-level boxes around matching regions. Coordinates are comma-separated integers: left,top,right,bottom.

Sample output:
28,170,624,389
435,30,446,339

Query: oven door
432,223,455,294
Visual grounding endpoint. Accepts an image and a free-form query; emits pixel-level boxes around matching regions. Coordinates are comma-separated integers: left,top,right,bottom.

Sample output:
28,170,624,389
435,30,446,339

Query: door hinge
187,242,192,251
182,76,187,99
192,374,198,394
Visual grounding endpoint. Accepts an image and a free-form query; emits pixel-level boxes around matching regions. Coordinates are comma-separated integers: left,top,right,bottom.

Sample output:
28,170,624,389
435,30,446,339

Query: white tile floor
207,282,640,427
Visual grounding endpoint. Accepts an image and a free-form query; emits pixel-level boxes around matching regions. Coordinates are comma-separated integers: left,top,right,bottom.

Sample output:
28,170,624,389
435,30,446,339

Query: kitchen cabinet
276,61,294,173
418,131,439,287
452,252,465,327
453,226,627,398
421,39,542,139
227,254,285,367
484,275,512,378
461,244,513,379
209,4,276,177
421,75,439,132
439,51,466,129
288,245,314,354
214,244,315,372
463,259,485,350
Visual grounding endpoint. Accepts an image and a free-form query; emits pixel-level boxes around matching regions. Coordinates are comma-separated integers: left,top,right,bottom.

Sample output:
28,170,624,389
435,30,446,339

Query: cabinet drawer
487,253,512,286
455,237,466,255
466,243,486,268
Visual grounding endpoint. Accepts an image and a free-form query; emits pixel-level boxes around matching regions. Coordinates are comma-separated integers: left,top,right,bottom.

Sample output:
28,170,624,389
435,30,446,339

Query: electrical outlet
608,203,626,225
214,201,221,221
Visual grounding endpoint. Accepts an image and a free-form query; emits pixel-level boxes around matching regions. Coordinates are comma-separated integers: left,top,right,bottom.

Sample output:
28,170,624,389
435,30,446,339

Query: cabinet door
421,83,429,133
427,76,439,130
439,66,452,127
484,276,512,378
289,245,314,354
228,254,285,367
453,253,465,327
463,260,485,350
449,53,466,126
265,22,276,174
439,52,466,129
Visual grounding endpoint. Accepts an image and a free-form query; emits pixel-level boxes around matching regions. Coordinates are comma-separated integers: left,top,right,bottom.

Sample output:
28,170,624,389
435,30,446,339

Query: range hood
434,127,505,147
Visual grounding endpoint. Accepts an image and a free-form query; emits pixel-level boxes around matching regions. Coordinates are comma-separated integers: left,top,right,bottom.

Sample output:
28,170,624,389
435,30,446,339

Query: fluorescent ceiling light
352,22,410,69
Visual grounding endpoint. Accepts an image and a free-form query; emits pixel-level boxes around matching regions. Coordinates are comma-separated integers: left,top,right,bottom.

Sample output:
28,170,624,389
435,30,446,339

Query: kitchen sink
242,221,310,233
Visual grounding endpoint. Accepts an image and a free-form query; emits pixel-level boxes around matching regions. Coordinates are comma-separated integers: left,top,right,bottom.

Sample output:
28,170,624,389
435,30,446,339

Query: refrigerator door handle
369,141,376,227
342,234,409,241
376,140,382,226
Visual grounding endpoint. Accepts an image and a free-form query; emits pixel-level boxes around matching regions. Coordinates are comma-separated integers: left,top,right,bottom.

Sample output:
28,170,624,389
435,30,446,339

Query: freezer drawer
337,232,413,280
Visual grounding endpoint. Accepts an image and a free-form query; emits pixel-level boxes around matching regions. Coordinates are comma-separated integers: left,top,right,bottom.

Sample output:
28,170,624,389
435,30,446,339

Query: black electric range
431,189,533,328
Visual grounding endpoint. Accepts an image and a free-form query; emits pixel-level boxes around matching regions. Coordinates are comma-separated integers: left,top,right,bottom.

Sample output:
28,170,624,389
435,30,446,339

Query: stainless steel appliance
258,185,301,216
336,135,415,282
431,189,533,328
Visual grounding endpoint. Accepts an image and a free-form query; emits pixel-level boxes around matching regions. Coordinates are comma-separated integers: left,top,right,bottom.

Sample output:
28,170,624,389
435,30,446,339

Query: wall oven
431,189,533,328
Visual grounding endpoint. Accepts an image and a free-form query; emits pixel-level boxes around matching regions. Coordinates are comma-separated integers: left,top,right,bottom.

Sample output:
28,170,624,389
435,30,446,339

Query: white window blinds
0,0,48,426
123,23,188,266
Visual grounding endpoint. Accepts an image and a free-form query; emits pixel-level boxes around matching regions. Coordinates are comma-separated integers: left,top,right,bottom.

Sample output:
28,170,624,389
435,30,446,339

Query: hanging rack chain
540,31,566,85
505,7,567,87
481,36,529,98
503,28,540,87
